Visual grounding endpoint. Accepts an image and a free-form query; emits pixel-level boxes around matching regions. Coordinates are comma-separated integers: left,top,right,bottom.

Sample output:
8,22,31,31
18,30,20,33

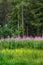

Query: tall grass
0,49,43,65
0,40,43,49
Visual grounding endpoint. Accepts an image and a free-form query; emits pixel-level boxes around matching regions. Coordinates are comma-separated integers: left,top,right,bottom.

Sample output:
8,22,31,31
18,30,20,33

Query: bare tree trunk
37,26,39,36
27,26,28,36
2,0,8,25
17,2,20,37
22,5,24,36
18,13,20,37
42,28,43,37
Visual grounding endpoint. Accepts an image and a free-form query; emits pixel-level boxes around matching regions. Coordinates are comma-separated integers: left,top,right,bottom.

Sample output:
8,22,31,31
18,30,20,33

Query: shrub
0,24,13,38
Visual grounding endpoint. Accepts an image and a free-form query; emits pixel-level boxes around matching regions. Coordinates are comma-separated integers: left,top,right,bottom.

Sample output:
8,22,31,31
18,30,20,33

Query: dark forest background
0,0,43,38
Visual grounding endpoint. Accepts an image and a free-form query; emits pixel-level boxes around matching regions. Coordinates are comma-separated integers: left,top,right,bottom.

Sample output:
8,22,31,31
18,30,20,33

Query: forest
0,0,43,65
0,0,43,38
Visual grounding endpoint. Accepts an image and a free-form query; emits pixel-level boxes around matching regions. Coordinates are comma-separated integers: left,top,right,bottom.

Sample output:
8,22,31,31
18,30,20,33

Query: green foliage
0,27,3,38
12,25,25,37
0,0,43,37
0,49,43,65
8,0,43,37
0,24,13,38
0,40,43,49
2,25,13,38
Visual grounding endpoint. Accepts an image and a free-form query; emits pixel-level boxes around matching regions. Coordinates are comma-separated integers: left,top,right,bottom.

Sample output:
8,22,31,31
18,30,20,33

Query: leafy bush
0,24,13,38
14,25,25,37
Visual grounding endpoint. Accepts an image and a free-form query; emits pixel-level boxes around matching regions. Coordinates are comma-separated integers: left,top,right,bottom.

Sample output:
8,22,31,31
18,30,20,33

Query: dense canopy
0,0,43,38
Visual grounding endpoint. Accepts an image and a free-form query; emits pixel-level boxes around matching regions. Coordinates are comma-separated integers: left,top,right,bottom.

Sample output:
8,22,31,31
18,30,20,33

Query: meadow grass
0,49,43,65
0,40,43,49
0,40,43,65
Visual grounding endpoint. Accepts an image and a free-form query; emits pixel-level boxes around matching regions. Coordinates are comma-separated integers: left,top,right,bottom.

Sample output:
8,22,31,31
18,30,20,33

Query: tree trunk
37,26,40,36
22,5,24,36
27,26,28,36
17,2,20,37
2,0,8,25
18,13,20,37
42,28,43,37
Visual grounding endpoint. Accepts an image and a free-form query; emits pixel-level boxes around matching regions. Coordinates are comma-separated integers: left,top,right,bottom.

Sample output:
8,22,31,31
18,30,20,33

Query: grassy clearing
0,49,43,65
0,40,43,49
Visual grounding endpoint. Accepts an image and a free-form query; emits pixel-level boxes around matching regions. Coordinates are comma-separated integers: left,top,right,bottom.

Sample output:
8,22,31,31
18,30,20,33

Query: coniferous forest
0,0,43,65
0,0,43,38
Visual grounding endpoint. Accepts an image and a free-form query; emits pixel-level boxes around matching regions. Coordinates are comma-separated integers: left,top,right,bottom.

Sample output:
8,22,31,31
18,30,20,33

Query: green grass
0,40,43,65
0,40,43,49
0,49,43,65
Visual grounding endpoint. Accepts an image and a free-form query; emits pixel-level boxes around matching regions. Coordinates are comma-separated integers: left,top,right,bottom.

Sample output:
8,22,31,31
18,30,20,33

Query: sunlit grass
0,49,43,65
